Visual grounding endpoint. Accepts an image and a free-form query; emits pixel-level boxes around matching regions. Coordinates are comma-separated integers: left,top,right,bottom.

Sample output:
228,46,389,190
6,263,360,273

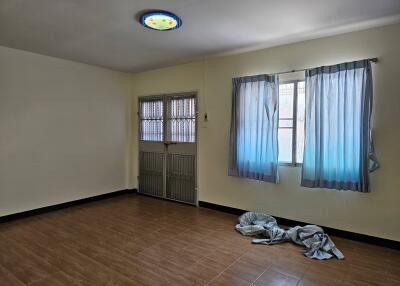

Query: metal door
138,92,197,205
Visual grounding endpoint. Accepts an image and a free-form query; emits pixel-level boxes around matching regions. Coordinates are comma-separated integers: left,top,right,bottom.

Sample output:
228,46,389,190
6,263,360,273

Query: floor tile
0,194,399,286
254,269,299,286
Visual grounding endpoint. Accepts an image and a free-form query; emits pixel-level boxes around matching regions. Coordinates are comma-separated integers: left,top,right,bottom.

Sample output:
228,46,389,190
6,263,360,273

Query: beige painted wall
0,46,131,217
131,24,400,241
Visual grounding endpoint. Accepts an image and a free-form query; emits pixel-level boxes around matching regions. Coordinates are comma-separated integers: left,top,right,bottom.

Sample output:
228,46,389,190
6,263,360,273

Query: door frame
137,90,199,206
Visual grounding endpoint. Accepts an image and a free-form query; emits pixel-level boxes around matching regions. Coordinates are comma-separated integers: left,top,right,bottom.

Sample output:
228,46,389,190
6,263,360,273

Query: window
139,98,163,141
139,95,196,143
167,96,196,143
278,81,305,165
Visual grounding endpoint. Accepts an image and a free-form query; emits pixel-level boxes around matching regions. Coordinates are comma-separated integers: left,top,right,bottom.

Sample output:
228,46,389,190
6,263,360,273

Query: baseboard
198,201,400,250
0,188,137,224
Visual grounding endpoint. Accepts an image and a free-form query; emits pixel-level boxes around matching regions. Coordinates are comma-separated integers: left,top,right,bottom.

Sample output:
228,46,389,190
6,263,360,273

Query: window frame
138,95,164,143
279,79,303,167
138,92,198,144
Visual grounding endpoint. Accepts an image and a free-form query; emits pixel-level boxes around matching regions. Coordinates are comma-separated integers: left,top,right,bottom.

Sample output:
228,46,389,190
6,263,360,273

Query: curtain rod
274,57,378,75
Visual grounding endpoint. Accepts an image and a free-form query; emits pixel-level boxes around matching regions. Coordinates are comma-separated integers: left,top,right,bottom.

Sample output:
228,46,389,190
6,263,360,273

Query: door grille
166,153,196,204
139,97,163,142
167,95,196,143
139,151,164,197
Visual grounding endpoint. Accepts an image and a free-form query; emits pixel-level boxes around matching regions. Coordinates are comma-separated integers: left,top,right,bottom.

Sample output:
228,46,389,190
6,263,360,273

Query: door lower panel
139,151,164,197
166,153,196,204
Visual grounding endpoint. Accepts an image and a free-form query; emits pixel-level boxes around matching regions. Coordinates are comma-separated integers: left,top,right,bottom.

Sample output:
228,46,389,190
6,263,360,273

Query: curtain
301,60,379,192
229,74,279,182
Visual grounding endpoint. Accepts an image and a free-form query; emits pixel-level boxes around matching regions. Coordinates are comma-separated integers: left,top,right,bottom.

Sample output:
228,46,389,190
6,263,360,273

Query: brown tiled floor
0,194,399,285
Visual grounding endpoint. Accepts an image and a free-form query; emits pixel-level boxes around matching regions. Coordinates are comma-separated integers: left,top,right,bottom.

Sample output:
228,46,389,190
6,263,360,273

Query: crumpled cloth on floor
235,212,344,260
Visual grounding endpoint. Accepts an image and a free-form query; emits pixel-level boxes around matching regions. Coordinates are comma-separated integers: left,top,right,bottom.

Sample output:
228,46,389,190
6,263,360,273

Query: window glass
278,80,305,164
167,97,196,142
278,128,293,163
296,81,305,163
139,99,163,141
278,83,294,163
279,83,294,118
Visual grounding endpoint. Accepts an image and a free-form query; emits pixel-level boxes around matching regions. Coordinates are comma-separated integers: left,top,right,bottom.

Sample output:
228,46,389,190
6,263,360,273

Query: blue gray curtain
301,60,379,192
229,74,279,182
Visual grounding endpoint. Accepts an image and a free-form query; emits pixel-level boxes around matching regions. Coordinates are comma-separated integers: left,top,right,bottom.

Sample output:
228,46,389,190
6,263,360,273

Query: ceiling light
140,10,182,31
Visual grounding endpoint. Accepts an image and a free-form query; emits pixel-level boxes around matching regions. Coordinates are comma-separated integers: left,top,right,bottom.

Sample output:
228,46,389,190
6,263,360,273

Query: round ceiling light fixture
140,10,182,31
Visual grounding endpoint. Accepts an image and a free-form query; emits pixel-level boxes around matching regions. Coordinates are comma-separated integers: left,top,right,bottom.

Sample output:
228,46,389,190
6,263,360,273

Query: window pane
279,83,294,164
279,119,293,128
167,96,196,142
278,128,293,163
296,81,305,163
279,83,294,118
140,99,163,141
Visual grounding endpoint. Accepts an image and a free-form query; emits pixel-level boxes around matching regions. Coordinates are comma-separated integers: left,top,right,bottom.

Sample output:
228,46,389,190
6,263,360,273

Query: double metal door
138,92,197,205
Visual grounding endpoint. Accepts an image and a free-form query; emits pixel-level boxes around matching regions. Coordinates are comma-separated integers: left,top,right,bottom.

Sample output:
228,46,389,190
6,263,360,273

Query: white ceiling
1,0,400,72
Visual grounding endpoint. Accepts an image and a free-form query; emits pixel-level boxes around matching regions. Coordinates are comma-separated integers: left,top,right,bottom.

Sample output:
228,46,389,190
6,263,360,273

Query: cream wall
0,46,131,217
131,24,400,241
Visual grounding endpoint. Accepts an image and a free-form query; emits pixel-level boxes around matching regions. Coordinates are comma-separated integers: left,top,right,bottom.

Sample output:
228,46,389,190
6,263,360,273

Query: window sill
279,163,302,167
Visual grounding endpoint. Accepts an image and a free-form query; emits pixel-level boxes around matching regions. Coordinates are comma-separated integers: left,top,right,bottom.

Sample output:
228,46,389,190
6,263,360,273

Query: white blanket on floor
235,212,344,260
